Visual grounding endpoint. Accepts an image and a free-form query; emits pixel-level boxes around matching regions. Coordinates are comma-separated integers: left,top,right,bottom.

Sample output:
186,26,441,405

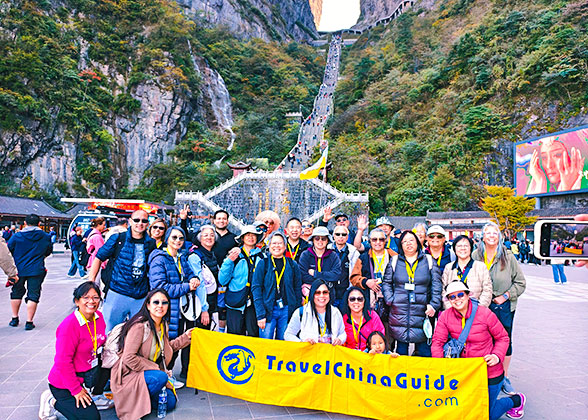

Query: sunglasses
302,224,313,229
132,218,149,224
348,296,364,303
428,234,444,239
264,220,275,226
170,235,184,241
151,300,170,306
370,237,386,243
314,236,328,242
336,217,348,222
447,292,466,301
334,232,347,237
315,290,329,296
151,226,165,231
256,226,268,233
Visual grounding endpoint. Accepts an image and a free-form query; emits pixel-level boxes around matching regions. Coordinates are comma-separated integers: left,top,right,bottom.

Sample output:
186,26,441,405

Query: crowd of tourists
0,207,547,420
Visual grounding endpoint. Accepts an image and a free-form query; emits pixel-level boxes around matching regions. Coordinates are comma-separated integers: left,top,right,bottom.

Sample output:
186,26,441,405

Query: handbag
443,299,478,358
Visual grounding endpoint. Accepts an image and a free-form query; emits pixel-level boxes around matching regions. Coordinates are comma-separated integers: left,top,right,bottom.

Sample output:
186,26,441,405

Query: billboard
515,125,588,197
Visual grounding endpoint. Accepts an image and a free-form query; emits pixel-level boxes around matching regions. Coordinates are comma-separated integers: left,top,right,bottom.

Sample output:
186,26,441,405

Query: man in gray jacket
0,236,18,285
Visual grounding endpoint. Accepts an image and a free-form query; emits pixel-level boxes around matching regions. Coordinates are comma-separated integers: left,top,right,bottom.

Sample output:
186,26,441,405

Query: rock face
352,0,405,30
308,0,323,29
175,0,318,42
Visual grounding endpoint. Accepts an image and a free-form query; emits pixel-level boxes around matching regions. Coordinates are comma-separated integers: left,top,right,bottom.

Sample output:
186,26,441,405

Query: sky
318,0,361,32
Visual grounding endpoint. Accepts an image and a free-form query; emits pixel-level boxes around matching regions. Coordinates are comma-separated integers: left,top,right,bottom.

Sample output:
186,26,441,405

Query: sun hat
444,281,470,297
375,216,394,228
308,226,333,242
427,225,447,237
236,225,264,244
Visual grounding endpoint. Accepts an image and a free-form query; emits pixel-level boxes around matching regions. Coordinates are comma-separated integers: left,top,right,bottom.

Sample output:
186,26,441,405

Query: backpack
225,252,267,308
101,322,125,368
78,232,99,267
101,232,127,295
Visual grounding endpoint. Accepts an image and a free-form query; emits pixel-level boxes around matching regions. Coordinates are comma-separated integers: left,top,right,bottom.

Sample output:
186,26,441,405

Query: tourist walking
67,226,87,278
0,234,18,290
86,217,107,271
551,257,567,284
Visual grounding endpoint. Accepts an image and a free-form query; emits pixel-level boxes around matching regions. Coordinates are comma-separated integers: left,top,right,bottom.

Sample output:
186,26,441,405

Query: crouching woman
111,289,192,420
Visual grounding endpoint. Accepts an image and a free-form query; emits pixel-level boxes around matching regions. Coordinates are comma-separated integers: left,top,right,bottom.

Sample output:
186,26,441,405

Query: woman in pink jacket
432,281,526,420
341,286,385,351
40,282,106,420
86,217,107,270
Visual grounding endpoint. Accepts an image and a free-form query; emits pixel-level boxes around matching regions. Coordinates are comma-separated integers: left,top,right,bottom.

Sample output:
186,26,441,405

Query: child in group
364,331,399,356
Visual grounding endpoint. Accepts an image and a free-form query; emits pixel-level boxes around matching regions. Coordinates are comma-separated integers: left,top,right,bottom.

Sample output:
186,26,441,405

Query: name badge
247,298,252,307
404,283,415,291
90,357,99,368
409,291,416,303
375,272,382,279
276,299,284,309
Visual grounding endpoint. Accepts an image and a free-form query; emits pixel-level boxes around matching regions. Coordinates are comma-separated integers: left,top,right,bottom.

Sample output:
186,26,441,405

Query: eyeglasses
370,237,386,243
132,218,149,224
314,236,328,242
336,217,348,222
447,292,466,301
151,226,165,231
170,235,185,241
334,232,347,237
315,290,329,296
151,300,170,306
428,234,444,239
82,296,101,302
348,296,364,303
455,244,470,249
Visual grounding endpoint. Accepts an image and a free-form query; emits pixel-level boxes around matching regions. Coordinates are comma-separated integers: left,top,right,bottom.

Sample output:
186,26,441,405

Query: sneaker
170,377,184,390
38,389,57,420
502,377,516,395
9,317,19,327
92,394,115,411
67,274,76,278
25,321,36,331
506,392,526,419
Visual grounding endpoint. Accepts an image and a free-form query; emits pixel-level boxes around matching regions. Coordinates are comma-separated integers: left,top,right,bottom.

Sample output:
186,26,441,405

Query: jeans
259,305,289,340
488,380,515,420
490,301,515,356
552,264,567,283
395,341,431,357
144,370,177,412
49,384,100,420
67,250,86,277
101,289,144,333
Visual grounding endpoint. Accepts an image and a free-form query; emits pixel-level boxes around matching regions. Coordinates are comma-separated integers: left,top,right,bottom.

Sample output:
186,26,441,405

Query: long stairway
278,34,342,171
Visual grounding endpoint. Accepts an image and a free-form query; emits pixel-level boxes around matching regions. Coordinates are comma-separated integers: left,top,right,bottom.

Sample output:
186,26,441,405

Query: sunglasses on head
315,290,329,296
132,218,149,224
170,235,184,241
447,292,466,301
151,226,165,231
370,237,386,243
348,296,364,303
151,300,170,306
429,234,444,239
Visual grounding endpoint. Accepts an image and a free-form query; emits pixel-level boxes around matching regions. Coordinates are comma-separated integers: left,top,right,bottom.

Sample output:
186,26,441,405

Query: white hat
236,225,264,244
444,281,470,297
308,226,333,242
427,225,447,237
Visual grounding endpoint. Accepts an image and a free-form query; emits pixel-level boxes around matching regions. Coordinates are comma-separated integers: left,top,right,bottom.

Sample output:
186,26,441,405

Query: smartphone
534,220,588,260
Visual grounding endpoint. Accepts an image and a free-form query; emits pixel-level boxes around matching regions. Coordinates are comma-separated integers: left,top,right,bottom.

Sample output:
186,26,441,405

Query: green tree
481,186,536,239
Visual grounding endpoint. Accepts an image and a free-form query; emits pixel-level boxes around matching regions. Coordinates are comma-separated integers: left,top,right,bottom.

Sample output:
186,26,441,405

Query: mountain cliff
308,0,323,30
175,0,318,42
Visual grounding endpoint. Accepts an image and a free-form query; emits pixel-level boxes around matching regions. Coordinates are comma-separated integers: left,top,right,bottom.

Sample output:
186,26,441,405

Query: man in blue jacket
88,210,156,332
7,214,53,330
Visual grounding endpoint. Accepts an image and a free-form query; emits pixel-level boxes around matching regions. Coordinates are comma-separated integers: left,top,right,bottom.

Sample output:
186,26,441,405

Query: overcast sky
318,0,361,31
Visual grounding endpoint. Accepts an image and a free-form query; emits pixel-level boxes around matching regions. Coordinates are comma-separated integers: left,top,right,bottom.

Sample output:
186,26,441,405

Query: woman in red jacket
341,287,385,351
432,281,526,420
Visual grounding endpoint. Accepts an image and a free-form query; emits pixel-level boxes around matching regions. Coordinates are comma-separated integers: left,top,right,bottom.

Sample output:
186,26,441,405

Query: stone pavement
1,246,587,419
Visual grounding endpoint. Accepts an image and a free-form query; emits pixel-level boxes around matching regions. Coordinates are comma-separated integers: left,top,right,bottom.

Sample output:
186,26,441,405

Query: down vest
148,250,196,339
382,252,442,343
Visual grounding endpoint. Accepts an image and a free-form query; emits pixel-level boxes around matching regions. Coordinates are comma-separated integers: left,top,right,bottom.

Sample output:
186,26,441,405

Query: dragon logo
217,345,255,385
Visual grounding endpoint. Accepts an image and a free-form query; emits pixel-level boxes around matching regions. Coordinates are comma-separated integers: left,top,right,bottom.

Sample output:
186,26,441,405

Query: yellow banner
187,329,489,420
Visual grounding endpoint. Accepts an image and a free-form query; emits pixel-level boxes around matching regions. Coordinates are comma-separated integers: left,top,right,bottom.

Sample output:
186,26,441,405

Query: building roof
386,216,426,230
0,195,71,219
65,203,88,217
226,161,252,170
427,211,490,219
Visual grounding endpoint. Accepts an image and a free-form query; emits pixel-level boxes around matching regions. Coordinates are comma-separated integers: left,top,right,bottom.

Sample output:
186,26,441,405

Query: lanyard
484,251,495,272
317,257,322,273
243,248,255,273
386,237,392,249
373,253,385,274
351,316,363,348
436,251,442,266
461,316,466,330
319,318,326,337
79,311,97,356
405,259,418,283
287,242,299,260
153,327,164,362
165,248,182,275
271,256,286,292
456,259,473,285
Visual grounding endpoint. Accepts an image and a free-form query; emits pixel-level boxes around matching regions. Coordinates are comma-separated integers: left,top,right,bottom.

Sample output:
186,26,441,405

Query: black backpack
101,232,127,295
78,232,99,267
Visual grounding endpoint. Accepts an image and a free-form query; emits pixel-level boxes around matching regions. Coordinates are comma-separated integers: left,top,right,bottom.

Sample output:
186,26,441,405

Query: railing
340,0,415,35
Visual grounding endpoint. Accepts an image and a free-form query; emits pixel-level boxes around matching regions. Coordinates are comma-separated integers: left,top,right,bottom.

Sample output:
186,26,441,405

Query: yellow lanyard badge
373,254,385,275
271,256,286,292
153,327,164,362
405,260,419,283
317,257,323,273
79,311,97,356
287,243,299,260
484,251,495,272
165,248,182,275
243,248,256,273
352,316,363,348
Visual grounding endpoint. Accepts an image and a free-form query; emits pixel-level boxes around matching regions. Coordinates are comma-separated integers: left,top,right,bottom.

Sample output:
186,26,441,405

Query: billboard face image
515,126,588,196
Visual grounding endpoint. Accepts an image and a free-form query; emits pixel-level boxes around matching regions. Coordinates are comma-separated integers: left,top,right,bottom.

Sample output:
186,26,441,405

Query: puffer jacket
148,249,196,339
431,300,509,379
382,252,442,343
96,229,156,299
342,310,385,351
299,247,341,287
441,259,493,309
219,247,264,311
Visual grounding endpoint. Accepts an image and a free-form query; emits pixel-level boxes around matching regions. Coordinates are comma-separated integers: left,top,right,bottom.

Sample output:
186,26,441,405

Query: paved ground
1,245,587,419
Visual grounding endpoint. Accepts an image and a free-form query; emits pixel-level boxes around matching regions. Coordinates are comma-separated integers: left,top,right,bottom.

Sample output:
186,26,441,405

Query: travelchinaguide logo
217,345,256,385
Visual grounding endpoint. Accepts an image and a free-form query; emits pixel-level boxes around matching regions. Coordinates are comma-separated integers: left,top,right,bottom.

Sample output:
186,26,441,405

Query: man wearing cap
284,217,309,263
219,225,265,337
298,226,342,302
319,207,356,245
354,214,398,253
425,225,455,271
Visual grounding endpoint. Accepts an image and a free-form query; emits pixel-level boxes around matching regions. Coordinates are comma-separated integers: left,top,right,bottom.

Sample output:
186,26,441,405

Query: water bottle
157,386,167,418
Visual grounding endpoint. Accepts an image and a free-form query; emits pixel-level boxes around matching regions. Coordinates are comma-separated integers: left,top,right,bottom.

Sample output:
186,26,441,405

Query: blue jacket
251,256,302,323
219,247,263,311
7,227,52,277
298,247,341,287
70,235,84,252
148,249,196,339
186,252,210,313
96,229,156,299
425,243,455,272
